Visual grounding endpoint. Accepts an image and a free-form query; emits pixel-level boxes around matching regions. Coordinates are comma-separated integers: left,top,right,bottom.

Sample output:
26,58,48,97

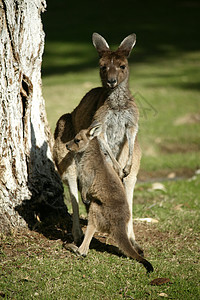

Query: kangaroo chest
104,108,134,158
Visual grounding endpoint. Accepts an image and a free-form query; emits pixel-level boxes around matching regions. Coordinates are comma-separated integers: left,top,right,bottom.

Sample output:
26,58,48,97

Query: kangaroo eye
120,65,126,70
74,139,80,144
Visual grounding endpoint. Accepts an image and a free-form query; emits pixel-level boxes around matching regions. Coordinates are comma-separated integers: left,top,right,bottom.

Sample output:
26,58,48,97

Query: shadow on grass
178,82,200,91
16,199,123,258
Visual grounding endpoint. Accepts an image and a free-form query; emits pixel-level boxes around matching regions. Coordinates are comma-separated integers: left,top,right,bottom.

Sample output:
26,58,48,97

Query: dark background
42,0,200,77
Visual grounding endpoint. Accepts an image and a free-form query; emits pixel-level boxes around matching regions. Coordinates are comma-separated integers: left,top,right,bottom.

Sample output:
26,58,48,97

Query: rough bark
0,0,69,234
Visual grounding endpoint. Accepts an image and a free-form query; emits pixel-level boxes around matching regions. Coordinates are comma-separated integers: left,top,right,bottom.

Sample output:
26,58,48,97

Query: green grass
1,0,200,299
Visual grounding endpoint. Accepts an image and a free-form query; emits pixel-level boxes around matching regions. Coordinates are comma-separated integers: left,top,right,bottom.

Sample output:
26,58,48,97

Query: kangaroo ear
92,33,110,57
118,33,136,57
88,122,102,139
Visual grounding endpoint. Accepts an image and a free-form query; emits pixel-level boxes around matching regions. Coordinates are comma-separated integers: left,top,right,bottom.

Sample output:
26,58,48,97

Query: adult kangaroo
53,33,141,252
65,124,153,273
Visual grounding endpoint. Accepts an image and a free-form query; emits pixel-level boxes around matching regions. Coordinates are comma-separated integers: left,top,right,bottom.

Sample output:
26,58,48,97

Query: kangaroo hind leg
123,175,144,256
77,223,96,257
63,164,83,245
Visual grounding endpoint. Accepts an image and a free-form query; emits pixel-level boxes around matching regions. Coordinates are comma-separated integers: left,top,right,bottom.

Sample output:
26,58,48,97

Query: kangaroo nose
108,78,117,84
107,78,117,88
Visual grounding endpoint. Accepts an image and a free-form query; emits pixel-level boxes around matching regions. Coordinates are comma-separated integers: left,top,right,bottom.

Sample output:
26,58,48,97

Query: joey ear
88,123,102,139
92,33,110,57
118,33,136,57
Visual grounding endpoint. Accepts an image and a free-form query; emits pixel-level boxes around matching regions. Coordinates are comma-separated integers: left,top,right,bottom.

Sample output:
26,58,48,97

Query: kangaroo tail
113,230,154,273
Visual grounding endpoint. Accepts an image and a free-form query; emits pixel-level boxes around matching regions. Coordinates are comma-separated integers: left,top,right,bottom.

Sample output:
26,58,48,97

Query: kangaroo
65,124,153,273
53,33,141,251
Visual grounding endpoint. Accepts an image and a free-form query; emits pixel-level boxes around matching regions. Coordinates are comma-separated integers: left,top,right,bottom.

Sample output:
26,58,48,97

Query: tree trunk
0,0,69,234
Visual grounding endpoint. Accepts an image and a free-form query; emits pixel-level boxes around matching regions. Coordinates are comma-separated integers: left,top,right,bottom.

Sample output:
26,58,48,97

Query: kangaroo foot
64,243,87,258
63,243,78,253
130,238,144,257
76,250,87,258
76,244,89,257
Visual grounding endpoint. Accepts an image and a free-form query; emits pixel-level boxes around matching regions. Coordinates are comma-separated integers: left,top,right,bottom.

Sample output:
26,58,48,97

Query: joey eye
120,65,126,70
74,138,80,144
101,65,107,71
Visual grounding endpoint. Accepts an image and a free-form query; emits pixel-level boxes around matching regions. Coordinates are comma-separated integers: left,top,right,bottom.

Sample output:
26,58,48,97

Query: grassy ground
1,0,200,299
1,177,200,299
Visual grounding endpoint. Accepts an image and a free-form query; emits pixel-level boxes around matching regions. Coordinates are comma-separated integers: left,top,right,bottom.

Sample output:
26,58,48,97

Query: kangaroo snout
107,78,117,88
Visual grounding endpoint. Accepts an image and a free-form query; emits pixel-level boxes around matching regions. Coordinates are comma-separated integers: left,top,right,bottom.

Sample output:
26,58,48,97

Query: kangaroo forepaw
82,198,91,205
118,169,125,179
81,191,91,206
122,165,131,178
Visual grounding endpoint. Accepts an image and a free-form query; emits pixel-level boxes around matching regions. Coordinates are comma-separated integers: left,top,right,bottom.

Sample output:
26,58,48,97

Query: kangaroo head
92,33,136,89
66,123,102,153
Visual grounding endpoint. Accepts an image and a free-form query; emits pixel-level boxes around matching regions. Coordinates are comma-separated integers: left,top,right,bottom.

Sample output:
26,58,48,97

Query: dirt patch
0,224,159,261
159,142,200,154
134,222,199,257
138,167,195,182
1,222,198,263
174,113,200,125
134,223,170,249
0,229,64,260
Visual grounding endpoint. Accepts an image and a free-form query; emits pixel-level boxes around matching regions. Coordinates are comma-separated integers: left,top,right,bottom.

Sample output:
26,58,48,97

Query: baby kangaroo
66,124,153,273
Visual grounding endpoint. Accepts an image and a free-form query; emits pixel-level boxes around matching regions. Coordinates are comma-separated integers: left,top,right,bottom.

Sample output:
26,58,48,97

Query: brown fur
65,126,153,273
53,33,141,248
